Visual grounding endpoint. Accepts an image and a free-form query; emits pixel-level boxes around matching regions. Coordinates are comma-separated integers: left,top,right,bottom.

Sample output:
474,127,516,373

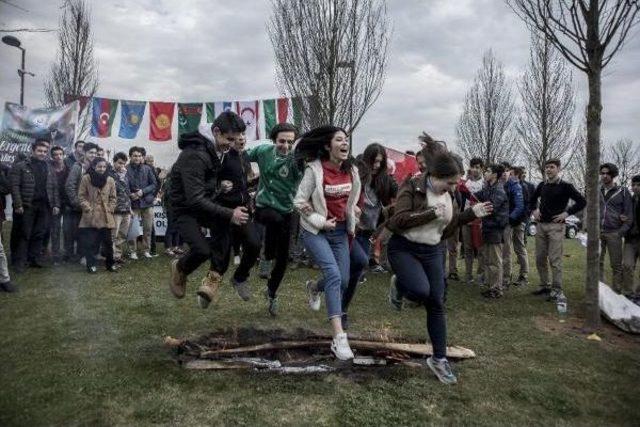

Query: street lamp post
2,35,34,106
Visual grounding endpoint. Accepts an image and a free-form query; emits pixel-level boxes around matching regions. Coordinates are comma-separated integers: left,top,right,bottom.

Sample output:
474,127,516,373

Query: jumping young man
246,123,304,315
168,111,251,309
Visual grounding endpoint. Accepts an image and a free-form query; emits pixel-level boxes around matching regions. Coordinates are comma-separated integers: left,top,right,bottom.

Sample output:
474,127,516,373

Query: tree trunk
584,66,602,330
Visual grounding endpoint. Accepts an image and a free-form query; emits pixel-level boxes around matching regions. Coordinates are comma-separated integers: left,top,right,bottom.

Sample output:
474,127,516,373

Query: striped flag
263,98,291,136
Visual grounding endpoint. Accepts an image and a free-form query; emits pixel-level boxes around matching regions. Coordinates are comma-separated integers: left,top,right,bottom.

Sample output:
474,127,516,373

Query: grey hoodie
599,184,633,234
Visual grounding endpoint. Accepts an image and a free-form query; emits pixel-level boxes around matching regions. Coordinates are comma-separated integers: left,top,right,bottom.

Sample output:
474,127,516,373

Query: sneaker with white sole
426,356,457,385
306,280,321,311
129,253,139,260
143,252,154,259
331,332,354,360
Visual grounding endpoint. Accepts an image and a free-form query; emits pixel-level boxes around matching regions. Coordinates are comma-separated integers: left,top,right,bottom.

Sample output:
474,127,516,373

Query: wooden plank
199,340,475,359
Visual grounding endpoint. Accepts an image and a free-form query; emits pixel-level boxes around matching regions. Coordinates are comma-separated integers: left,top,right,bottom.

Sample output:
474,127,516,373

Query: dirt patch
166,327,474,377
534,315,640,351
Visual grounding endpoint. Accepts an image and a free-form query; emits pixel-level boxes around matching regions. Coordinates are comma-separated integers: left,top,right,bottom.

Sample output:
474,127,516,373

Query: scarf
88,168,108,188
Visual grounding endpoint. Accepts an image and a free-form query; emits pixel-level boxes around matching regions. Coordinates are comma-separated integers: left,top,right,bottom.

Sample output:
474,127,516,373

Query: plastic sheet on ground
577,232,640,334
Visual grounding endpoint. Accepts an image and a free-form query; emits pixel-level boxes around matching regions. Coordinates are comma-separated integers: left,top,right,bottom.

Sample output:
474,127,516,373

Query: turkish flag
150,101,175,142
384,146,419,184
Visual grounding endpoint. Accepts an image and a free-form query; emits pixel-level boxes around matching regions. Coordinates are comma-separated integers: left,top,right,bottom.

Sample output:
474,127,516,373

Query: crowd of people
1,109,639,385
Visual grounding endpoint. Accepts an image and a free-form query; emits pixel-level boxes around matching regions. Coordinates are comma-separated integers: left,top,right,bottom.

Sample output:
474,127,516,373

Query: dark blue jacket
126,163,157,209
476,181,509,244
504,177,525,225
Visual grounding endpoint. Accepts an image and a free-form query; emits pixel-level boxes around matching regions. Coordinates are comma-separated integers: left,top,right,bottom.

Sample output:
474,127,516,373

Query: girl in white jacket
293,126,361,360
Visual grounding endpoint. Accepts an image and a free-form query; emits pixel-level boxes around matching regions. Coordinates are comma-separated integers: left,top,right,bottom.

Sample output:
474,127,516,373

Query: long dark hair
361,143,396,205
296,125,354,173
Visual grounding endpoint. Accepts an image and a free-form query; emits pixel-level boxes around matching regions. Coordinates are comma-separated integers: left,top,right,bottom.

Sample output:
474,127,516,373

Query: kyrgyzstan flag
236,100,260,141
384,146,419,184
90,97,118,137
263,97,291,136
149,101,175,142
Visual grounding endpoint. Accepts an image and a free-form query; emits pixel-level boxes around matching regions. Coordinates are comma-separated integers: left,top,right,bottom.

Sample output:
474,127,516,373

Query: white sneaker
306,280,321,311
233,255,241,266
331,332,354,360
129,253,139,260
143,252,153,259
79,257,86,266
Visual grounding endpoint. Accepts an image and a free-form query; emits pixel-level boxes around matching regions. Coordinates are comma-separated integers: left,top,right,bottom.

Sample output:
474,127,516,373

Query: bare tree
516,32,577,178
44,0,99,136
565,125,588,193
507,0,640,329
603,138,640,186
268,0,390,133
456,49,516,165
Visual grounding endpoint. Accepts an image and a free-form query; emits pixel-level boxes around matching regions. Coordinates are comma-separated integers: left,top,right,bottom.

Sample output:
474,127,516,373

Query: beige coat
78,174,117,229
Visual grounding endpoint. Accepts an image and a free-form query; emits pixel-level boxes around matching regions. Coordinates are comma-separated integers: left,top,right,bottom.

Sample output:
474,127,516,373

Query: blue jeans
342,236,369,313
302,223,350,319
387,234,447,359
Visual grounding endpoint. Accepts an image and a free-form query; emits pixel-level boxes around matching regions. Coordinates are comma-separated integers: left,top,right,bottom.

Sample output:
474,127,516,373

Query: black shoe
448,272,460,281
0,281,18,293
87,266,97,274
29,261,45,268
341,313,349,331
532,287,551,296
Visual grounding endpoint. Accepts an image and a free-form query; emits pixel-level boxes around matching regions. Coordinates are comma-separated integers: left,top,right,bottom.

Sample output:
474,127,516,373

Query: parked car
527,214,582,239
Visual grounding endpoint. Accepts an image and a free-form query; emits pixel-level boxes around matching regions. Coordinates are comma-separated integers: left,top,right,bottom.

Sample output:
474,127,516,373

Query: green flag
205,102,215,123
263,99,277,136
178,103,202,136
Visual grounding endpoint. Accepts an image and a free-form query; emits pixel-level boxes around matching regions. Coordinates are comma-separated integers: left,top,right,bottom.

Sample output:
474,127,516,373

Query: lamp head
2,35,22,48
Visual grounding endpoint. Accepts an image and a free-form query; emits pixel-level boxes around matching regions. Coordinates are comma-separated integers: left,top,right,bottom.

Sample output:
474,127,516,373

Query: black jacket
0,164,10,221
10,157,60,210
476,181,509,244
215,148,250,209
627,194,640,239
169,131,233,221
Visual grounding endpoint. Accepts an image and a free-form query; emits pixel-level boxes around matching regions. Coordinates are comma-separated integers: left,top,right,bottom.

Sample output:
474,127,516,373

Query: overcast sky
1,0,639,161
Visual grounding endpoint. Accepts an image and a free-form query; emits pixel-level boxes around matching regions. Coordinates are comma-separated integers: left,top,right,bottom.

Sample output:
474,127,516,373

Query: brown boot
197,270,222,309
169,259,187,299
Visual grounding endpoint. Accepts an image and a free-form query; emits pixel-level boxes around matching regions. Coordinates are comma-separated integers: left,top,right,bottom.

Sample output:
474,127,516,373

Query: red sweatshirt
322,161,352,222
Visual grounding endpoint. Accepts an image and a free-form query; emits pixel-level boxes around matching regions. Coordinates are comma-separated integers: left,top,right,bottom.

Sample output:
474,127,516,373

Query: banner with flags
118,100,146,139
0,101,78,164
90,97,118,137
385,146,419,184
236,100,260,141
178,102,202,136
64,96,299,143
149,101,175,142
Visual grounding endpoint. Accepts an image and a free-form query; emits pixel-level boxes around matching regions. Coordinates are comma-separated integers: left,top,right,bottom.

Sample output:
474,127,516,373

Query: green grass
1,238,639,426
